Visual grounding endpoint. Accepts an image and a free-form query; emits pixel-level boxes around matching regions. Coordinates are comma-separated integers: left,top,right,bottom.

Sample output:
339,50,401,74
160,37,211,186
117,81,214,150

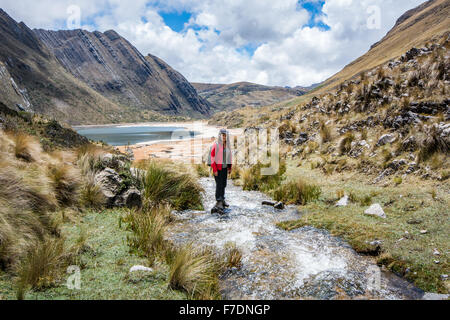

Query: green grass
0,208,187,300
272,179,321,205
276,159,449,294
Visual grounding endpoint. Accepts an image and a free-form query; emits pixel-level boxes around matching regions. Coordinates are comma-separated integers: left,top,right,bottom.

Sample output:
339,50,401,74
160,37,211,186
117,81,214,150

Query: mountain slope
212,0,450,127
0,9,133,125
192,81,307,112
314,0,450,95
34,29,212,117
0,9,212,125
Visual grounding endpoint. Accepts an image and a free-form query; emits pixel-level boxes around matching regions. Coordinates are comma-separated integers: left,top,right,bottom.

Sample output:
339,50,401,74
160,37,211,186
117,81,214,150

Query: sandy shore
113,122,242,162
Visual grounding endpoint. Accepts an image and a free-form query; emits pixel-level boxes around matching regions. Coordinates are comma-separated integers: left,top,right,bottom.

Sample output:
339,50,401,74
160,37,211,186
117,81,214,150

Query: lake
74,125,200,146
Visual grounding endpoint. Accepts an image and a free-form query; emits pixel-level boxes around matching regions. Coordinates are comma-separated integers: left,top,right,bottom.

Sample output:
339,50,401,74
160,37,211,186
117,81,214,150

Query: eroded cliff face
0,61,32,113
34,28,212,117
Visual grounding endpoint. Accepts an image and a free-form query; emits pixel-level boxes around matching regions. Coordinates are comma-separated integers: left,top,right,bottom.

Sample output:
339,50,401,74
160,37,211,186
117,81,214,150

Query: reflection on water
74,125,199,146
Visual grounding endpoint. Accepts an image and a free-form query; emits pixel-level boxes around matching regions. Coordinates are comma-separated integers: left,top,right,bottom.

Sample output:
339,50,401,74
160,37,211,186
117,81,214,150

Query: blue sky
158,1,330,56
159,11,192,32
0,0,426,86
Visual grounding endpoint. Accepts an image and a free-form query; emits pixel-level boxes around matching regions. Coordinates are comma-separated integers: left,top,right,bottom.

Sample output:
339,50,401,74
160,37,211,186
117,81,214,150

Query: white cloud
0,0,426,86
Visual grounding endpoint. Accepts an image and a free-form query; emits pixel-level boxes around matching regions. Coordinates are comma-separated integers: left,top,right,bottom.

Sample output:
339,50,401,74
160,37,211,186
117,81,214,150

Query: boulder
94,168,142,208
94,168,123,207
364,204,386,219
119,187,142,208
336,195,349,207
376,134,396,147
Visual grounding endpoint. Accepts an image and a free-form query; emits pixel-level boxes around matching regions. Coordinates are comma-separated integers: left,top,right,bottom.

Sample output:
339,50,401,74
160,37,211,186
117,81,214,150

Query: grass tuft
139,161,204,211
273,179,321,205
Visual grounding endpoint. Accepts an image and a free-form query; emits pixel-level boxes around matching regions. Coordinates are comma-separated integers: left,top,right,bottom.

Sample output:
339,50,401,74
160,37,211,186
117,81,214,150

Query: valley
0,0,448,301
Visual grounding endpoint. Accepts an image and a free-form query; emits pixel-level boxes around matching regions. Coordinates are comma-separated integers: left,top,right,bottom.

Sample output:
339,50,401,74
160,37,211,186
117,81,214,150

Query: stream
167,178,424,300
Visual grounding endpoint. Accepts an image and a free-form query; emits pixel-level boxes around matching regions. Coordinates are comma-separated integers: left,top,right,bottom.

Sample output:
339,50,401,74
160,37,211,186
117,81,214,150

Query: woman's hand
214,172,218,177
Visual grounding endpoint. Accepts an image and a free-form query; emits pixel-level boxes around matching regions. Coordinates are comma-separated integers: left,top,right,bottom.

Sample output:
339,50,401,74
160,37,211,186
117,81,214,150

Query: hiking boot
216,200,224,209
223,200,230,208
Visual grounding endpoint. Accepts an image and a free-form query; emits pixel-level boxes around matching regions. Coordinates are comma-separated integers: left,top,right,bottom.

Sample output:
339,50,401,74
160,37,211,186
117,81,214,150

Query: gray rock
129,265,153,273
387,159,407,171
401,136,418,152
364,204,386,219
121,187,142,208
376,134,396,147
422,293,449,300
336,195,349,207
94,168,123,207
274,202,285,210
94,168,141,208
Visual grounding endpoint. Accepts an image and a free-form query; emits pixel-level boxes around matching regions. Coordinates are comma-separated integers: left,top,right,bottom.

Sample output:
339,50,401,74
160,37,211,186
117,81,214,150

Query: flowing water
167,178,424,300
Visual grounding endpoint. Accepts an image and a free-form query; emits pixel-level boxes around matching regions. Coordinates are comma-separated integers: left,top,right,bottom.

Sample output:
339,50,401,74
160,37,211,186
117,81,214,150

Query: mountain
211,0,450,128
0,9,211,125
34,29,212,117
313,0,450,95
192,81,307,112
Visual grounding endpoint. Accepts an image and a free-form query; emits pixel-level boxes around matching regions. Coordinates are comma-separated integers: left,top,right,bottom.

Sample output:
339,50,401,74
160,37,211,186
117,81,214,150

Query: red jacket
211,143,232,173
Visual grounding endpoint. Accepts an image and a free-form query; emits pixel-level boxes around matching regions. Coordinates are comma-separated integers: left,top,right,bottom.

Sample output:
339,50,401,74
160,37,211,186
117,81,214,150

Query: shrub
418,125,449,162
194,164,210,178
441,170,450,181
336,189,345,199
224,242,243,269
338,132,355,155
349,192,372,206
273,179,321,205
13,133,41,162
139,161,204,211
48,164,81,207
15,237,69,299
79,174,105,209
124,206,169,264
393,176,403,185
319,122,332,143
76,145,107,176
168,244,222,300
230,166,241,180
242,161,286,192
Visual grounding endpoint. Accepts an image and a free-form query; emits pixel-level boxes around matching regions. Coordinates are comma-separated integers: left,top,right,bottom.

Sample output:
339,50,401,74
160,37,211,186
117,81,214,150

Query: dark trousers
214,168,228,201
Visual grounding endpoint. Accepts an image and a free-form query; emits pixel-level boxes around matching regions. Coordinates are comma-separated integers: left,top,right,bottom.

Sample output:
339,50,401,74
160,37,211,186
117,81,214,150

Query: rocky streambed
167,178,425,300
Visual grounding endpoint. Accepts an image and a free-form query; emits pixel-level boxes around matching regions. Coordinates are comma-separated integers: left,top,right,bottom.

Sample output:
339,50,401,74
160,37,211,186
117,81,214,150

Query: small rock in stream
262,201,276,206
274,202,285,210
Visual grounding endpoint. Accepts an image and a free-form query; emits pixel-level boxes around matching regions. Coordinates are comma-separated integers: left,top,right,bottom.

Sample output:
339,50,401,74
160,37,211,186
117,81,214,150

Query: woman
210,129,232,210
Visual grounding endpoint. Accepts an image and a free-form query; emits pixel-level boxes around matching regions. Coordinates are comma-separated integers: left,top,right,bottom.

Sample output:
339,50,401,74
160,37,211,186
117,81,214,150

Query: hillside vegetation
0,117,240,299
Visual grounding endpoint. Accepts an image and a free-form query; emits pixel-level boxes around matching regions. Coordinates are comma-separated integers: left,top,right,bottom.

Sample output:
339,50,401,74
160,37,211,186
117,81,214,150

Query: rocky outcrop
34,29,212,118
92,153,142,208
94,168,142,208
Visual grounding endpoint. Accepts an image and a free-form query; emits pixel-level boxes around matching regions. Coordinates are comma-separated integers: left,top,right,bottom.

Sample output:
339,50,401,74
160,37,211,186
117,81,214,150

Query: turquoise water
74,125,199,146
